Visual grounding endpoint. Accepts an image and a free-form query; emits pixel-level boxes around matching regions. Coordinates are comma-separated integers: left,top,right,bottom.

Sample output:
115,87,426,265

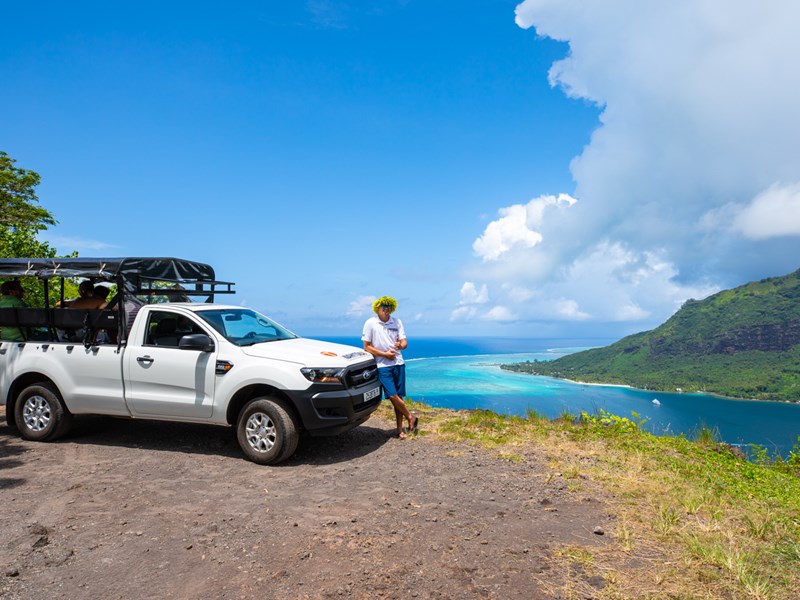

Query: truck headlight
300,367,344,384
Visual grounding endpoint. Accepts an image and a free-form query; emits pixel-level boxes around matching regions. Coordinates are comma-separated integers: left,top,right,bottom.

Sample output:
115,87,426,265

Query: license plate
363,386,381,402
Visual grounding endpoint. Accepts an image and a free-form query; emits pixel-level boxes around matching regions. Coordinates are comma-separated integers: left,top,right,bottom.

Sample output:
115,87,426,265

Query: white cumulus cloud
503,284,537,303
458,282,489,305
482,306,516,321
451,1,800,335
615,303,649,321
451,282,490,321
473,193,576,262
450,305,477,322
346,295,376,318
458,237,719,332
555,299,589,320
511,0,800,287
732,183,800,240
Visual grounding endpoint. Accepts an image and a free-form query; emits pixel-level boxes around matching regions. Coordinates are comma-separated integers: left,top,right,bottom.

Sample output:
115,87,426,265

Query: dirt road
1,406,611,599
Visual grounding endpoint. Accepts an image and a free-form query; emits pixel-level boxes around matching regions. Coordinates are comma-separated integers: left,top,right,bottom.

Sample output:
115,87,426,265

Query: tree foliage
0,225,58,259
0,151,71,306
0,151,55,231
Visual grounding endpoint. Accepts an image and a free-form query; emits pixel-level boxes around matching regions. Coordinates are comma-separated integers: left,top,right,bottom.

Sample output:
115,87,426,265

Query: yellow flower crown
372,295,398,314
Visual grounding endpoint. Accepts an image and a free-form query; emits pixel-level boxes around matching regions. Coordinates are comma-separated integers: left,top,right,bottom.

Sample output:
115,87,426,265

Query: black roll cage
0,257,235,347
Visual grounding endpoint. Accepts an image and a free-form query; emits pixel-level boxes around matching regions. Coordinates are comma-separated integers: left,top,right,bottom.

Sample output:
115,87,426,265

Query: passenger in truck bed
93,284,110,304
57,279,107,309
0,280,27,341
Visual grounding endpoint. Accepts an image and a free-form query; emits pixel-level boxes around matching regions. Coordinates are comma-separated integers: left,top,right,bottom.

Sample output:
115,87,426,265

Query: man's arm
364,340,396,359
363,319,396,358
396,319,407,350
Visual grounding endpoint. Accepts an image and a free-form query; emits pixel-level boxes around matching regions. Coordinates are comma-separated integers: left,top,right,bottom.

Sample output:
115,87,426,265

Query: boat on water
652,399,661,406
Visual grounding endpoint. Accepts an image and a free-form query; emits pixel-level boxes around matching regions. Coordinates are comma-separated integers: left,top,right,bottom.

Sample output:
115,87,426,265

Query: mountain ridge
502,268,800,401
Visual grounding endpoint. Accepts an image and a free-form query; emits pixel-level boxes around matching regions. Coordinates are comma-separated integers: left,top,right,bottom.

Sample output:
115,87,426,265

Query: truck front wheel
15,383,73,442
236,397,299,465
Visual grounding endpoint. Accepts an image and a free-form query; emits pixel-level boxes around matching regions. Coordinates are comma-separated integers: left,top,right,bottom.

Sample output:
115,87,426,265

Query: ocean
318,336,800,457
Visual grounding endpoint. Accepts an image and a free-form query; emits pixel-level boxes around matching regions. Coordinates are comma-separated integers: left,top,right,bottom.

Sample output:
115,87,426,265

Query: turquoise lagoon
319,337,800,456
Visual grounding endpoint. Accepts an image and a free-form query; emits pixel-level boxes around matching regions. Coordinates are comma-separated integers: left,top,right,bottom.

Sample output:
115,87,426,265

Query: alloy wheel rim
245,412,276,453
22,395,51,432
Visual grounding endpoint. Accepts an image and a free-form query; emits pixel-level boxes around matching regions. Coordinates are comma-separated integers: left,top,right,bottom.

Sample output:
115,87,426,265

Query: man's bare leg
388,394,416,438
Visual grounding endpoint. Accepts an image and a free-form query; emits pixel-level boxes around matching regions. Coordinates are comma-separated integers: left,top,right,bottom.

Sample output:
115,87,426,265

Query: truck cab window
146,312,205,347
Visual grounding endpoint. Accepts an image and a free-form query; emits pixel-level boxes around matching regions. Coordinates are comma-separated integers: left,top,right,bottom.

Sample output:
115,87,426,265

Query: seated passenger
58,280,107,309
104,293,144,332
0,280,27,341
90,286,115,344
94,284,110,304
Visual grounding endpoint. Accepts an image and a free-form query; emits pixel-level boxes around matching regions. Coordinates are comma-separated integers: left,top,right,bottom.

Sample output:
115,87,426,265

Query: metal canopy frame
0,257,235,346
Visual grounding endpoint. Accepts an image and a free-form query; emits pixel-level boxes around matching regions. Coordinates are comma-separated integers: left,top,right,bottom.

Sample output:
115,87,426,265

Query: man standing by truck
362,295,418,439
0,280,27,341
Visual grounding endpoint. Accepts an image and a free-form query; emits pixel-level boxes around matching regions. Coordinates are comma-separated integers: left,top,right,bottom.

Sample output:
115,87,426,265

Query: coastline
497,355,800,405
565,378,633,391
563,374,797,404
500,364,800,404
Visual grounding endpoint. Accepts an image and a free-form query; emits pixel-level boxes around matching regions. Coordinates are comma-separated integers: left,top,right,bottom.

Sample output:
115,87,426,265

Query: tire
236,397,299,465
15,383,73,442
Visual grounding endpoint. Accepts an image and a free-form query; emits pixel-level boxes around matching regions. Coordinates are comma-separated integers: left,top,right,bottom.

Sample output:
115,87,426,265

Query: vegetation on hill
502,269,800,401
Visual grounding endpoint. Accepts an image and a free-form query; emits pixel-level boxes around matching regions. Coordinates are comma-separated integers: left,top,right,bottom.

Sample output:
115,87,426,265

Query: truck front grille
345,362,379,388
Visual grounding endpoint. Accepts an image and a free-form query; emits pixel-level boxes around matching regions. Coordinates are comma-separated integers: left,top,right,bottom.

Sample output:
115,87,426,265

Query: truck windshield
196,308,297,346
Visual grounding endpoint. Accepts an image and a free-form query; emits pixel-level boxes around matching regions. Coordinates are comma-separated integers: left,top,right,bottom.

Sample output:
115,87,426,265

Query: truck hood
239,337,372,366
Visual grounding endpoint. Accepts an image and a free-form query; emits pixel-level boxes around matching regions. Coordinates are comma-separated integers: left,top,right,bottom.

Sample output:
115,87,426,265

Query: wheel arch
6,373,66,428
225,384,299,428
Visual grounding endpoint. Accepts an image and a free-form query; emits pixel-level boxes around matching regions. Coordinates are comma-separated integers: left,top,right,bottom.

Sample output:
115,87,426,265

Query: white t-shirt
362,315,406,368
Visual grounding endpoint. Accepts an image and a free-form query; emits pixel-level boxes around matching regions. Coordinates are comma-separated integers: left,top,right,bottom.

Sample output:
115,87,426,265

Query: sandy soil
1,406,613,599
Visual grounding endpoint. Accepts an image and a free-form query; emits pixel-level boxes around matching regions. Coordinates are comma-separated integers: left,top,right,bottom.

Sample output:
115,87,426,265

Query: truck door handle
137,356,154,364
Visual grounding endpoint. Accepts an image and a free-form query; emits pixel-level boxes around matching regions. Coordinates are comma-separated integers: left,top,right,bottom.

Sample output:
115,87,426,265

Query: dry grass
385,400,800,599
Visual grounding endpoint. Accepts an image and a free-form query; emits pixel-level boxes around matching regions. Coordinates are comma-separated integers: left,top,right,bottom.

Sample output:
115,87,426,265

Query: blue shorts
378,364,406,398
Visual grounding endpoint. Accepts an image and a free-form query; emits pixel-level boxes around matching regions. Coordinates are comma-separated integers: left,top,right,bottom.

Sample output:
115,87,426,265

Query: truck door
124,310,217,419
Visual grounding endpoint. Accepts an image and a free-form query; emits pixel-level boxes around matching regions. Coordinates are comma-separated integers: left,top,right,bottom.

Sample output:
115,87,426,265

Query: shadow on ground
25,414,393,466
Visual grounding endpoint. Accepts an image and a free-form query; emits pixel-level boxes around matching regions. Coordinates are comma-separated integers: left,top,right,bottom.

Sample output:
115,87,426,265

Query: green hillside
503,269,800,401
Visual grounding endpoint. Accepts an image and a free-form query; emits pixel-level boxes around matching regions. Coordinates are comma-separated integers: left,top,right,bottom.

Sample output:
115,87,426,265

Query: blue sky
3,1,799,339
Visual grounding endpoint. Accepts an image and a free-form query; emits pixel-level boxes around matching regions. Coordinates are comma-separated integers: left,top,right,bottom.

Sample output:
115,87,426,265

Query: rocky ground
1,406,614,599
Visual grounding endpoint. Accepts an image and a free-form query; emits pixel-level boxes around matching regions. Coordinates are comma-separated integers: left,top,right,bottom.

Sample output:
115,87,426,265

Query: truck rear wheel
15,383,73,442
236,397,299,465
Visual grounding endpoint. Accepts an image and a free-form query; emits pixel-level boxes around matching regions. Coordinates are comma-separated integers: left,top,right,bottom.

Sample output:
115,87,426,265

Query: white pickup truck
0,257,381,464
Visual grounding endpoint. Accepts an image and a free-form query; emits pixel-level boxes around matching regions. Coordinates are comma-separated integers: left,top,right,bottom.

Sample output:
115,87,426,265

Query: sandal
410,415,419,433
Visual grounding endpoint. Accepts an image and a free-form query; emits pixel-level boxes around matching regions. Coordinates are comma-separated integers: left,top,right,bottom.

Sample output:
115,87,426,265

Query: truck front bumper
285,380,383,436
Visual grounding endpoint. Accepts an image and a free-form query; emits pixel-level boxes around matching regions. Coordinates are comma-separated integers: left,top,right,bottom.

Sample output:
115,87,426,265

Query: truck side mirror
178,333,215,352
